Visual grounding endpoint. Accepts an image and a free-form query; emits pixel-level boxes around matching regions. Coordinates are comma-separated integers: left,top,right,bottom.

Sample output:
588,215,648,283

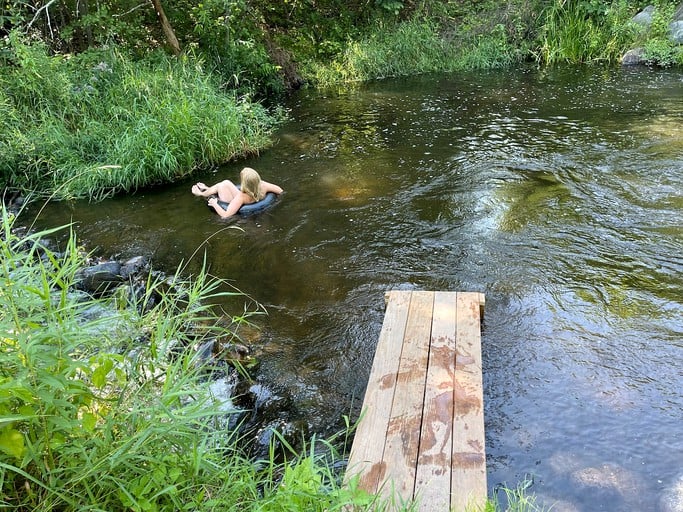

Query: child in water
191,167,283,218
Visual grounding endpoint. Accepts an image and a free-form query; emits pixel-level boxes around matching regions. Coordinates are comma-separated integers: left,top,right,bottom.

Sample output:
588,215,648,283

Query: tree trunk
80,0,93,48
149,0,181,55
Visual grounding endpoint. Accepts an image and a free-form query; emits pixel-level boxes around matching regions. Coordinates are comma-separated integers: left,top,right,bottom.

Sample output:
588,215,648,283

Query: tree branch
26,0,59,31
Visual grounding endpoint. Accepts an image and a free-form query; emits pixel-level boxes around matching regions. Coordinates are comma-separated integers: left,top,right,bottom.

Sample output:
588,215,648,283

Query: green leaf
81,411,97,432
92,363,110,389
0,427,25,459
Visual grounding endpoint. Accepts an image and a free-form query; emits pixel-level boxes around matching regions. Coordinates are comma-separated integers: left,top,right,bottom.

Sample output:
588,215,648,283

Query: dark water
23,66,682,511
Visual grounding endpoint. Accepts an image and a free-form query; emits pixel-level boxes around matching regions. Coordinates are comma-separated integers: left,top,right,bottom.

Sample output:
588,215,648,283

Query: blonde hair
240,167,263,201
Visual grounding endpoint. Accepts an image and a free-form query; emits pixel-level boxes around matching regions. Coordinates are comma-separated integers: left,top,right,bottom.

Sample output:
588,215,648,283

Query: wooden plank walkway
346,290,487,512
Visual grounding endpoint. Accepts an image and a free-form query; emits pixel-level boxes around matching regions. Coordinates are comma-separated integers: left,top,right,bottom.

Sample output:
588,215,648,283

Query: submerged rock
75,261,123,295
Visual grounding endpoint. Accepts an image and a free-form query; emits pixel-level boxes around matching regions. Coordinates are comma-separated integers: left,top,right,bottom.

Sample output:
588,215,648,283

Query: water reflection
22,66,683,511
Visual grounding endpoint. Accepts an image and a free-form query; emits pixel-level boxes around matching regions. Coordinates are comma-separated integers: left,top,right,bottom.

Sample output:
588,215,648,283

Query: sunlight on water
636,115,683,154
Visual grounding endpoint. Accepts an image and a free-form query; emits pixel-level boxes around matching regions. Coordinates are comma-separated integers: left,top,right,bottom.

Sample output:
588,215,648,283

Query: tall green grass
303,17,518,86
0,34,282,201
536,0,638,64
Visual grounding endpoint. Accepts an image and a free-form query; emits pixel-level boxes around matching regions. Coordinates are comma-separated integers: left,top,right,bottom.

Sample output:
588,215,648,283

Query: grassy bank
299,0,682,86
0,38,281,201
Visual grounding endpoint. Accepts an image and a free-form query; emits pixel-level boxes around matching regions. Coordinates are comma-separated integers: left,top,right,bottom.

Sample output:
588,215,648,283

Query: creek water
22,66,682,511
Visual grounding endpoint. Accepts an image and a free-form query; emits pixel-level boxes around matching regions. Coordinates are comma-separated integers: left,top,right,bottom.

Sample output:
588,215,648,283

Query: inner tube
211,186,278,216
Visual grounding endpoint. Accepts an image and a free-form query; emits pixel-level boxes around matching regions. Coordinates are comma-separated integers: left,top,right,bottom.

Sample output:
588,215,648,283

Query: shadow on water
21,65,683,511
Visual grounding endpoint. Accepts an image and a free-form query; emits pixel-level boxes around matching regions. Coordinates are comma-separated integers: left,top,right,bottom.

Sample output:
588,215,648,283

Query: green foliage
0,1,159,54
536,0,640,64
0,209,219,509
375,0,405,16
185,0,285,98
640,2,683,67
304,16,519,86
0,35,281,200
643,37,683,66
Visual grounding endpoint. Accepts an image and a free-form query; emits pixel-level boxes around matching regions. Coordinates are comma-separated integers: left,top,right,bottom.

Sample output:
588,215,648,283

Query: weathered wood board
346,290,486,512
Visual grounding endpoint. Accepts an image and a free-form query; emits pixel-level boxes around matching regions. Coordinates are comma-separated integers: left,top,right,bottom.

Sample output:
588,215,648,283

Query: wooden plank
380,290,434,503
415,291,457,511
451,292,487,511
347,290,487,512
345,290,411,493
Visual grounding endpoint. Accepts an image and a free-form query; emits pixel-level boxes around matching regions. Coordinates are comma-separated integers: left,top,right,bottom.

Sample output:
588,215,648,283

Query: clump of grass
489,477,550,512
303,16,519,86
0,33,282,201
536,0,639,65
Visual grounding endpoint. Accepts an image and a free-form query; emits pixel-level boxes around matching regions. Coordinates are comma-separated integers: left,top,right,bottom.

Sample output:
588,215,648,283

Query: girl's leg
213,180,240,202
192,180,239,202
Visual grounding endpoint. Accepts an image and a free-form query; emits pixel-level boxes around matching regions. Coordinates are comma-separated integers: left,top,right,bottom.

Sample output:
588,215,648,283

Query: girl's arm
208,196,243,218
262,181,283,195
